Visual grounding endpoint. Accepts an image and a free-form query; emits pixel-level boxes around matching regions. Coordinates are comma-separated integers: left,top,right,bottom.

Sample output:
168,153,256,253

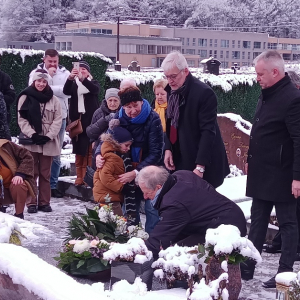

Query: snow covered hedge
0,48,111,136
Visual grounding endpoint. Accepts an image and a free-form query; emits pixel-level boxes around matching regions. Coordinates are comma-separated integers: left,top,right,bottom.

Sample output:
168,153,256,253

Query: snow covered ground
1,178,299,299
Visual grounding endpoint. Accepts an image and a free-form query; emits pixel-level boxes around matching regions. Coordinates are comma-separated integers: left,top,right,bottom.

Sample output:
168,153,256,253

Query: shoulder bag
66,114,83,139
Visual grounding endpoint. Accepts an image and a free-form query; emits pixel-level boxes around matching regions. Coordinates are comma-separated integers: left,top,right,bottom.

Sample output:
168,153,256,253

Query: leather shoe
38,205,52,212
263,244,281,253
27,206,37,213
51,189,64,198
262,276,276,288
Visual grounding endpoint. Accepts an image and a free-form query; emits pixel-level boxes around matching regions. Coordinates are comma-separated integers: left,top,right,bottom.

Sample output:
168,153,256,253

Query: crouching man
0,139,37,219
137,166,247,258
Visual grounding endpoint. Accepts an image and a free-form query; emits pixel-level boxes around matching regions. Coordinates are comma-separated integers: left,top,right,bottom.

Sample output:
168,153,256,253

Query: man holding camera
29,49,70,198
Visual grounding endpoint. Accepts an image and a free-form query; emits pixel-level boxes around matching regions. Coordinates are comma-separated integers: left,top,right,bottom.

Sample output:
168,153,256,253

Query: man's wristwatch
196,166,205,173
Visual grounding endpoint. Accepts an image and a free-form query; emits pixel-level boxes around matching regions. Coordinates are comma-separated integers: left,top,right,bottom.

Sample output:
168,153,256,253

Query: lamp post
114,13,122,71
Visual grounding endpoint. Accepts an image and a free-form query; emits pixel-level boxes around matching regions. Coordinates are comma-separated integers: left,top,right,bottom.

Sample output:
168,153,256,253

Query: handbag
66,114,83,139
83,165,95,188
19,132,34,145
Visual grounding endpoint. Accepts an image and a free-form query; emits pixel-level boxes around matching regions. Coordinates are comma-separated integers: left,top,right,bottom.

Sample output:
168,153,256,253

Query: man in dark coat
0,70,15,123
161,51,229,188
138,166,247,258
243,50,300,288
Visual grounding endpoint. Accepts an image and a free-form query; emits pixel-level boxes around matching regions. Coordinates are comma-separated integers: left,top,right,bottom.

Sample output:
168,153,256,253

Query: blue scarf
119,100,151,162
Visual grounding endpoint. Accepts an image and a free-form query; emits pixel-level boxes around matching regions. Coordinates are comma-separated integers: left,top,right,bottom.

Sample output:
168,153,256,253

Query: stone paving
7,196,300,299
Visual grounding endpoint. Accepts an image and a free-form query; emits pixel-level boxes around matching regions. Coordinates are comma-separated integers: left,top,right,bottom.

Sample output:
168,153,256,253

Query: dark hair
44,49,59,57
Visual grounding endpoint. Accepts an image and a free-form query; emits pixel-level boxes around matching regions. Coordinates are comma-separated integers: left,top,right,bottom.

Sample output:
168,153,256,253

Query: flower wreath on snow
55,205,149,276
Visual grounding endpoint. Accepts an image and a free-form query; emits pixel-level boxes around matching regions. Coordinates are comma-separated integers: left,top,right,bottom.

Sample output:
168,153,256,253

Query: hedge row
0,49,260,137
0,50,109,136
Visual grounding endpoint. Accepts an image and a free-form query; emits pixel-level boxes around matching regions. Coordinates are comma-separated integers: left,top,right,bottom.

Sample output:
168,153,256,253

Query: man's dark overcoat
164,73,229,188
145,170,247,257
246,74,300,202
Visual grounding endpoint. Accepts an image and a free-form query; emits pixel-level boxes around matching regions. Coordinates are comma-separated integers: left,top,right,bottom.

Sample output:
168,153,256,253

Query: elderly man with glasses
161,51,229,188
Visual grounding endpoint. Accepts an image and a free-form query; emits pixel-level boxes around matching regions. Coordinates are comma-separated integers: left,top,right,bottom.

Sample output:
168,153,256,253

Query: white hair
120,78,137,90
253,50,285,75
137,166,169,190
161,51,188,72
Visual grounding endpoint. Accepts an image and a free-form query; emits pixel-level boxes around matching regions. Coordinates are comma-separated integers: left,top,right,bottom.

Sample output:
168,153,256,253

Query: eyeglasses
163,70,182,80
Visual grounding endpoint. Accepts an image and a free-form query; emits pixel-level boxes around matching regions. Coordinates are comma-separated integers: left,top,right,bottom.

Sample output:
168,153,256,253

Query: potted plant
198,224,262,300
103,237,153,290
152,244,205,291
55,238,111,281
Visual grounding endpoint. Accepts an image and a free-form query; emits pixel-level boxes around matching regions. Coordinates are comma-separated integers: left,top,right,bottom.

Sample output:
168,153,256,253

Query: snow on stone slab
0,212,54,244
0,243,109,300
275,272,297,286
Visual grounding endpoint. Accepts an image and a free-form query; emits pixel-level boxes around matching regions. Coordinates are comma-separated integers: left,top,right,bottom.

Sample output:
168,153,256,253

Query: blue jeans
145,199,160,234
50,119,66,189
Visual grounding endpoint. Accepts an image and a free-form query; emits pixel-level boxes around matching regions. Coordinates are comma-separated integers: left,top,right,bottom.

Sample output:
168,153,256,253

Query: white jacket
29,63,70,119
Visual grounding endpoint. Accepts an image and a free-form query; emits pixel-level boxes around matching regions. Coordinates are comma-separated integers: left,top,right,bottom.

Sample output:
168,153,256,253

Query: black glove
41,135,51,144
31,133,45,145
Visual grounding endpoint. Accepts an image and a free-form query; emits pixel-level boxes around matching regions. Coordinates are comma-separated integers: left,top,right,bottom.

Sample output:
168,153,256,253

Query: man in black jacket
138,166,247,258
0,70,15,123
161,51,229,188
244,50,300,288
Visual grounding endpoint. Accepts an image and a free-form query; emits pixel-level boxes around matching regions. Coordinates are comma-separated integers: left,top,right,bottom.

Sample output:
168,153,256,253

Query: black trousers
248,198,298,272
272,200,300,251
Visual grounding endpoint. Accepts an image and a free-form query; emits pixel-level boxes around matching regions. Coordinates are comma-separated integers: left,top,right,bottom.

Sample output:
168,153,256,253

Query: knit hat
105,88,120,101
31,71,50,82
79,61,90,73
120,88,143,106
109,119,133,144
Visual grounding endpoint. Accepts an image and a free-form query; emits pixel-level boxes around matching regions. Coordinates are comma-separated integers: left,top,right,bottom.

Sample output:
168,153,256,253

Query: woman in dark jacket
63,61,100,185
86,88,121,170
96,86,164,232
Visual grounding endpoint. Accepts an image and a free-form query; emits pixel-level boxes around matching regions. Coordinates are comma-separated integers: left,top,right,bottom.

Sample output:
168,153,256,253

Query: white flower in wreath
136,230,149,240
98,207,109,223
73,239,91,254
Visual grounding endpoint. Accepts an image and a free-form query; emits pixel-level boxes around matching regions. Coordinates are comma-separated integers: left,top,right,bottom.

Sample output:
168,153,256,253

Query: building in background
0,41,54,50
268,37,300,61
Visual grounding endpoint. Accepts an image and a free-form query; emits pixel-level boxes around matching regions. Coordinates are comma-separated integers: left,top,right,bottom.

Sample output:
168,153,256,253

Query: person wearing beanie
28,49,70,199
95,85,164,233
63,61,100,185
17,69,62,214
93,119,135,217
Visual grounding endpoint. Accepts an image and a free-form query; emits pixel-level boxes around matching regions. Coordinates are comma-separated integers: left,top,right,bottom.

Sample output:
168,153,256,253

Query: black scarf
154,174,177,210
18,86,53,134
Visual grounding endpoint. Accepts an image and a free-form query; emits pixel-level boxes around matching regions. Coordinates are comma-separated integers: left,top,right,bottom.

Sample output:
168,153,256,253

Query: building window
221,40,229,48
254,42,261,49
232,51,240,59
192,38,196,46
214,39,218,47
232,40,235,48
242,51,245,59
220,50,223,59
187,59,195,67
199,49,207,57
60,42,66,51
209,50,213,57
253,52,261,59
8,45,15,49
181,38,184,45
243,41,251,48
67,42,72,51
209,39,213,47
263,42,266,49
222,62,228,68
186,38,190,46
172,46,181,51
238,41,241,48
214,50,217,58
268,43,275,49
136,44,147,54
226,51,229,59
248,52,251,59
91,28,112,34
148,45,156,54
198,38,207,47
242,62,249,66
282,53,291,60
55,42,60,50
21,45,32,49
186,49,195,55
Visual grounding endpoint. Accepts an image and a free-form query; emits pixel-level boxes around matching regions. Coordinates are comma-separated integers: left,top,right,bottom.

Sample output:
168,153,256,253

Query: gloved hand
105,113,116,122
40,135,51,144
31,133,45,145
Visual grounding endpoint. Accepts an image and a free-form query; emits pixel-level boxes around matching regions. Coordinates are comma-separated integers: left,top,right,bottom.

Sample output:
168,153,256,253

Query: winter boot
75,154,84,186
